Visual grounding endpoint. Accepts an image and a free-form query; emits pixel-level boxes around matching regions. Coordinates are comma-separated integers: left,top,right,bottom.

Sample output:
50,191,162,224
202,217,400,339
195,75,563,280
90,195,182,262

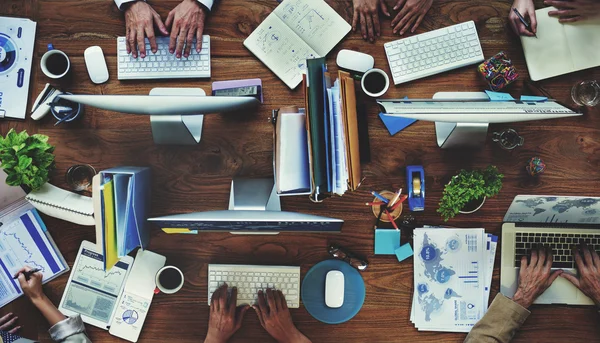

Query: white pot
459,196,487,214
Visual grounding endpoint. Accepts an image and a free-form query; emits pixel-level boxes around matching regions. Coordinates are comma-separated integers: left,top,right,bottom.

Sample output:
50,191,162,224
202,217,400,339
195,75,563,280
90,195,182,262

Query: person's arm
15,267,92,343
508,0,537,36
352,0,390,42
464,246,562,343
205,284,249,343
390,0,434,36
545,0,600,23
253,289,311,343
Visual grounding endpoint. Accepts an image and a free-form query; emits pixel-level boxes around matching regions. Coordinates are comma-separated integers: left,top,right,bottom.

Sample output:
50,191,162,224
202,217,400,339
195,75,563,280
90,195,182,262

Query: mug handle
47,43,54,51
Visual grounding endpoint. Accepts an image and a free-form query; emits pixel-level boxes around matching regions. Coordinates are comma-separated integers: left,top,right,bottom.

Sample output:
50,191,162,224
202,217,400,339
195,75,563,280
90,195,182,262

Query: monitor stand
149,88,205,145
228,178,281,235
433,92,490,149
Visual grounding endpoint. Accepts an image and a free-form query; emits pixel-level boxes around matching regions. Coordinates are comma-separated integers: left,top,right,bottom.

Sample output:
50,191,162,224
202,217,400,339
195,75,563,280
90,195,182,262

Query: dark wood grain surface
1,0,600,342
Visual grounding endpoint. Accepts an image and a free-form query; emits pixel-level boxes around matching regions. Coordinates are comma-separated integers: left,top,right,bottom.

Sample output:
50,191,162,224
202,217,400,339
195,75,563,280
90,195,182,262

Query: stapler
31,83,62,120
406,165,425,211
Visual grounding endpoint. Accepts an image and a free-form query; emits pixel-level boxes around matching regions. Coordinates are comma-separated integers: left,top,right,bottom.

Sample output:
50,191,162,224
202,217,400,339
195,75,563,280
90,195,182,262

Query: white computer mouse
325,270,345,308
84,46,109,84
336,49,375,73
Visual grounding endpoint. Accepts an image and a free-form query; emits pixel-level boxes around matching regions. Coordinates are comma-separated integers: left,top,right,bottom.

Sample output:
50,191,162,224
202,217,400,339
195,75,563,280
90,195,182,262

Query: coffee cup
40,44,70,79
155,266,184,294
361,68,390,98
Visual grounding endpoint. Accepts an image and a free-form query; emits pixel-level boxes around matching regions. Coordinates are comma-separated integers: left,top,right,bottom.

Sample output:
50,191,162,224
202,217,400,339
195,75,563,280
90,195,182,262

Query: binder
94,167,151,270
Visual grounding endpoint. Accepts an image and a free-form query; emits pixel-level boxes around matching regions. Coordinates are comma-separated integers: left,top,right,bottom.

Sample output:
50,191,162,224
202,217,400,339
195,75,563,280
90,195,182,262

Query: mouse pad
301,259,365,324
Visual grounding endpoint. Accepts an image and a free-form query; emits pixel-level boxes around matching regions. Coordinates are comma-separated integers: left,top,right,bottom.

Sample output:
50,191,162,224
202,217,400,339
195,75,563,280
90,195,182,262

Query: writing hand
124,1,168,58
15,266,44,301
166,0,208,58
205,284,249,343
352,0,391,42
545,0,600,23
509,0,537,36
391,0,434,36
512,246,563,308
560,243,600,306
253,289,311,343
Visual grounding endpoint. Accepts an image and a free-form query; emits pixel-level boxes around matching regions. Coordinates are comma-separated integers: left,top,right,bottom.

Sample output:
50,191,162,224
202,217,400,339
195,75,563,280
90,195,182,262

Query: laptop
500,195,600,305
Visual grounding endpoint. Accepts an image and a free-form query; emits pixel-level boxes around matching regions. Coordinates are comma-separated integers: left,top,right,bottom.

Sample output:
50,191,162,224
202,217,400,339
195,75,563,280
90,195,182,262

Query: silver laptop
501,195,600,305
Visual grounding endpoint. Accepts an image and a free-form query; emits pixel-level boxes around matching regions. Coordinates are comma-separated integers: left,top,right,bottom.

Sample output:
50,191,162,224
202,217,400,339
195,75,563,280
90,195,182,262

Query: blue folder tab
374,229,401,255
379,96,416,136
485,90,515,101
520,95,548,102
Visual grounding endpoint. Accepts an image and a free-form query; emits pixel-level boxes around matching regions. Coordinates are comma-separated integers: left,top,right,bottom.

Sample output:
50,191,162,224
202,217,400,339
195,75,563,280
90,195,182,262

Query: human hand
253,289,311,343
0,313,21,334
391,0,434,35
512,246,563,308
508,0,537,36
124,1,169,58
545,0,600,23
560,243,600,306
166,0,208,58
205,284,250,343
15,266,44,301
352,0,391,42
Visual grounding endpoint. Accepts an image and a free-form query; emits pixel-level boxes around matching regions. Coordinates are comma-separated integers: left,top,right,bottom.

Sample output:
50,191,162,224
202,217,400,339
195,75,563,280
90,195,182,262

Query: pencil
390,195,408,211
385,210,399,230
371,191,390,204
512,8,537,37
389,188,403,208
13,268,41,280
366,201,385,206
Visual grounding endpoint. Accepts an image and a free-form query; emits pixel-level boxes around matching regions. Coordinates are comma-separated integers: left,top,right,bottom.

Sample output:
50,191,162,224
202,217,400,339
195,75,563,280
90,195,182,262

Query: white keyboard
208,264,301,308
384,21,484,85
117,35,211,80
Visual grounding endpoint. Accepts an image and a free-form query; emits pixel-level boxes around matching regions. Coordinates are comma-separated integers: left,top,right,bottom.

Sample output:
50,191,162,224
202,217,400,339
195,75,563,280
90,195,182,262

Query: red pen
366,201,385,206
385,210,399,230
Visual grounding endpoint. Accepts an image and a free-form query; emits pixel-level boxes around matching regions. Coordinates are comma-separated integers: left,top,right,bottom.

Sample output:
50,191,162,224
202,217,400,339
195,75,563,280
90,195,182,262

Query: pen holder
371,190,402,222
477,51,518,91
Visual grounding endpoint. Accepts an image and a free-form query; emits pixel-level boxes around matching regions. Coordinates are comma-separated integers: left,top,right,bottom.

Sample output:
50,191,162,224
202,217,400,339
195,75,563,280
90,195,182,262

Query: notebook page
244,14,318,89
521,7,574,81
274,0,351,57
564,17,600,71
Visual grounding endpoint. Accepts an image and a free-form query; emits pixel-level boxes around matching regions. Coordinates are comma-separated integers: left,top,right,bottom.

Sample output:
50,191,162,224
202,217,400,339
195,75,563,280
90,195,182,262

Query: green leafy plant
0,129,55,191
437,165,504,221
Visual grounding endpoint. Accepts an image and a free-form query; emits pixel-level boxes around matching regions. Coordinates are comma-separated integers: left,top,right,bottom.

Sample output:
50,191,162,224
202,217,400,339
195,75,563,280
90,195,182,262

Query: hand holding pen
509,0,538,37
13,267,45,300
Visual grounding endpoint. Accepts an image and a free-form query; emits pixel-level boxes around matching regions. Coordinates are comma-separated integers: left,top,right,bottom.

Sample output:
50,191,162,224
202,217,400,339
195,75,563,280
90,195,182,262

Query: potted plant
437,165,504,221
0,129,55,192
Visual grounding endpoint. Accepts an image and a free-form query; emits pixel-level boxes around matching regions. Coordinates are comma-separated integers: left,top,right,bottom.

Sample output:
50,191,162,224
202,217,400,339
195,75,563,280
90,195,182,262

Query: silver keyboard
117,35,210,80
384,21,484,85
208,264,301,308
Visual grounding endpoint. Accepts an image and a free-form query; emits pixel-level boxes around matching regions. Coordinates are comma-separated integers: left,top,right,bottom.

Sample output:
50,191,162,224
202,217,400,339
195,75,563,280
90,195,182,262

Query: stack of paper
410,227,497,332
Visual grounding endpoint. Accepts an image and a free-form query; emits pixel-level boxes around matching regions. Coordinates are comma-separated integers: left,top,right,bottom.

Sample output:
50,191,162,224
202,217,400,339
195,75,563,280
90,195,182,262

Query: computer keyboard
208,264,301,308
514,232,600,269
117,35,210,80
384,21,484,85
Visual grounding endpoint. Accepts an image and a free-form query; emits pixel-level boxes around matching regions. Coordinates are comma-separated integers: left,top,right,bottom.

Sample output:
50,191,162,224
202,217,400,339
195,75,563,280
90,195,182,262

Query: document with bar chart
410,227,496,332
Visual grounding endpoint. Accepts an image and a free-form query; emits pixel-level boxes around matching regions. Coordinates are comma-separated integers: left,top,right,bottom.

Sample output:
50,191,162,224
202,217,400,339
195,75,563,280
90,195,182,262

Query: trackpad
536,277,577,303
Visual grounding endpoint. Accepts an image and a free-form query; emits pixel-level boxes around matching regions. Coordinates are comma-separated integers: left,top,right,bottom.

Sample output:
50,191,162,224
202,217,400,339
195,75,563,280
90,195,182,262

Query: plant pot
459,197,486,214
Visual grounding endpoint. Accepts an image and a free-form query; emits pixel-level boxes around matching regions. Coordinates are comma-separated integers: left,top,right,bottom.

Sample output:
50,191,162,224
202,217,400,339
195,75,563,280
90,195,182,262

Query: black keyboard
515,232,600,269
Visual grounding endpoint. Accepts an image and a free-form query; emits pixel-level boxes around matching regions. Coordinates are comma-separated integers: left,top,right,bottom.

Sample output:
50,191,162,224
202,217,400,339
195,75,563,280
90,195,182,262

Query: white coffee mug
40,44,70,79
361,68,390,98
155,266,184,294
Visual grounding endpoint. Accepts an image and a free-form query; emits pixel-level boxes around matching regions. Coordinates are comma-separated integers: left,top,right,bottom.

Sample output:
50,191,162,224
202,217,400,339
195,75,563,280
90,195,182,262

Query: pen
390,195,408,211
512,8,537,37
385,210,399,230
13,268,41,280
366,201,385,206
371,191,390,204
389,188,403,208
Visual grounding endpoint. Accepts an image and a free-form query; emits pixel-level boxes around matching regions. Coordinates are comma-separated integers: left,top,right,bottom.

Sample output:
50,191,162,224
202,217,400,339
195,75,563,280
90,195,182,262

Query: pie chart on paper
122,310,138,325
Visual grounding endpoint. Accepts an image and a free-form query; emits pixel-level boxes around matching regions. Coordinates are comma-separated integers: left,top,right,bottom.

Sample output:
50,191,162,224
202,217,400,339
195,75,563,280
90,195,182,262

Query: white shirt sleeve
197,0,214,11
114,0,145,11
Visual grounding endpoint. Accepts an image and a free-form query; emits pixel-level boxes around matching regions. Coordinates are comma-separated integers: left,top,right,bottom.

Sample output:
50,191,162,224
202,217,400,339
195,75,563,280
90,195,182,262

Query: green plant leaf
0,130,54,191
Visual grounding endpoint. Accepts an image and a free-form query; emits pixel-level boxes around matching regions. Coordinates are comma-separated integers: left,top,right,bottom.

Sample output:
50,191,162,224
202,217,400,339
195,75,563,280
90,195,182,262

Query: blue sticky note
395,243,414,262
520,95,548,102
379,113,417,136
374,229,401,255
485,90,515,101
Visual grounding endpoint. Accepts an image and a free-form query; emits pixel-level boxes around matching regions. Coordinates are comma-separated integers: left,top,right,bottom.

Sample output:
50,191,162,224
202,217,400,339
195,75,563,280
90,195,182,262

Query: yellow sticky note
162,228,192,234
103,180,119,270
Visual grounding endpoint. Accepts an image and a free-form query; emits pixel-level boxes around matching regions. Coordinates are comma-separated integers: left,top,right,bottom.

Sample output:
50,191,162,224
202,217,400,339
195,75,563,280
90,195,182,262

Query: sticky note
379,113,417,136
485,90,515,101
520,95,548,102
375,229,401,255
395,243,414,262
162,228,198,234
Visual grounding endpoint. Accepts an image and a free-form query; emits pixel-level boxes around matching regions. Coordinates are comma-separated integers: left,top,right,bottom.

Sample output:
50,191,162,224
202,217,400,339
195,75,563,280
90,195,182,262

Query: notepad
521,7,600,81
243,0,351,89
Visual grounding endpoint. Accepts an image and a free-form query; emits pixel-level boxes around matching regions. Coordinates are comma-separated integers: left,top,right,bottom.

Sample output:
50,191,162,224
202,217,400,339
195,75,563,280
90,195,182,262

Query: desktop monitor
148,178,343,234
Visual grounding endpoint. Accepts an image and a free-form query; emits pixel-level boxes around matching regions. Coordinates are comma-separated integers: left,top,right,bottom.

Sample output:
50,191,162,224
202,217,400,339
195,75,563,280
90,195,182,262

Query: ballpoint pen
13,268,41,280
371,191,390,204
512,8,537,37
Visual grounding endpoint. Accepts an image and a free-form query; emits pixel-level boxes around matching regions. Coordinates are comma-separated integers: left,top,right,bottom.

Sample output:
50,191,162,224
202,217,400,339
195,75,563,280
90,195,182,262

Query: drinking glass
571,80,600,107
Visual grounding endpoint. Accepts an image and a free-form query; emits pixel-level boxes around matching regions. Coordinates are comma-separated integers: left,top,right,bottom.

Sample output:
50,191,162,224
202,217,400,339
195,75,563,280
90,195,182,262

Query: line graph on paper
74,257,128,295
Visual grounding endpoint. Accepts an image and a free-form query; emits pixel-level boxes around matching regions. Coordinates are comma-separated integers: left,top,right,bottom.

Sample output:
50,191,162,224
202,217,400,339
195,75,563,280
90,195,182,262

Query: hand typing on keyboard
253,289,312,343
560,243,600,307
206,284,250,343
351,0,391,42
512,246,563,308
123,1,169,58
166,0,209,58
391,0,434,36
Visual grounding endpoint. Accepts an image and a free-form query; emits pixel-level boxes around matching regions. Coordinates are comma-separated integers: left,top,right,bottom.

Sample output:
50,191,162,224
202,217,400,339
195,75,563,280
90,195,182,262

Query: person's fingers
547,270,563,287
253,306,266,328
127,27,137,57
145,25,157,54
411,12,426,33
0,313,13,325
136,26,146,58
175,27,187,58
393,7,413,34
518,23,535,37
360,13,367,40
196,28,203,52
380,0,391,17
16,273,28,289
274,290,285,310
184,26,195,57
211,286,221,311
169,20,179,54
529,11,538,33
165,10,174,28
235,305,250,330
13,267,29,279
530,249,539,268
559,16,584,23
229,287,238,313
0,316,18,331
574,245,589,272
508,16,520,36
560,271,581,288
154,12,169,36
9,325,21,334
365,15,374,42
266,288,278,312
548,9,575,17
400,14,418,35
582,243,594,266
219,283,229,310
520,255,528,270
591,247,600,269
373,13,381,37
393,0,407,11
544,0,576,9
352,9,359,31
257,290,269,315
536,247,547,270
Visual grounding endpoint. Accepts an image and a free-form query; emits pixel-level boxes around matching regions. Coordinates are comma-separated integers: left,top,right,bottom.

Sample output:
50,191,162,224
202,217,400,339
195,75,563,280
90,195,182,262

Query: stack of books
410,227,497,332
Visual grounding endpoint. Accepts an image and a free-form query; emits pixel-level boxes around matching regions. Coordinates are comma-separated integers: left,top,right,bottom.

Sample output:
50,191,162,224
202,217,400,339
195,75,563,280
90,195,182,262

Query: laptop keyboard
515,232,600,269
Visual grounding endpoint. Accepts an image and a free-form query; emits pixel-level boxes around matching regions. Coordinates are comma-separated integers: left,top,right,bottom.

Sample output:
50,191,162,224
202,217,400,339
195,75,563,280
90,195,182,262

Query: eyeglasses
328,244,369,271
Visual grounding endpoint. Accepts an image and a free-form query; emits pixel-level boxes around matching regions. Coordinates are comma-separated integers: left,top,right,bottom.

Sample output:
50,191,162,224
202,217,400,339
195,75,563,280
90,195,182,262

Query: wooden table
2,0,600,342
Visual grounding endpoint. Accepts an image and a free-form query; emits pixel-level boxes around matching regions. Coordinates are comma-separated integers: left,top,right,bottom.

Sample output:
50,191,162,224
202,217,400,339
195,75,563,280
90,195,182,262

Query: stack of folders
410,227,497,332
92,167,151,271
302,57,362,201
